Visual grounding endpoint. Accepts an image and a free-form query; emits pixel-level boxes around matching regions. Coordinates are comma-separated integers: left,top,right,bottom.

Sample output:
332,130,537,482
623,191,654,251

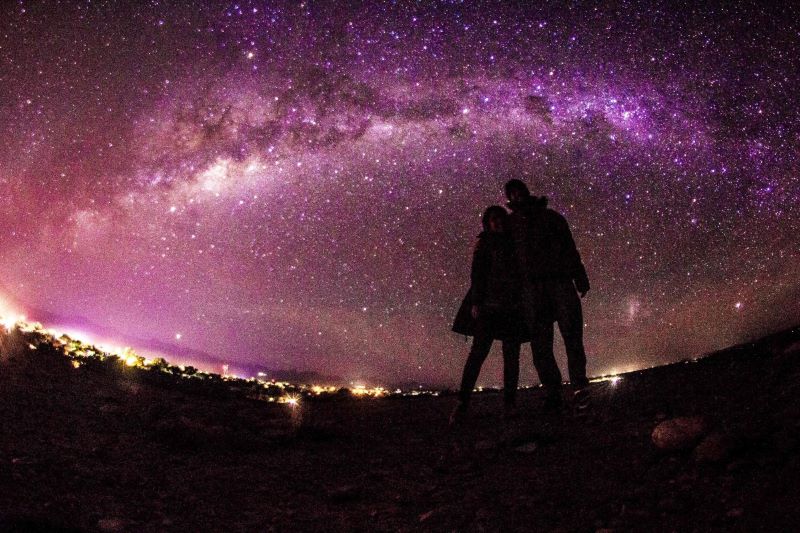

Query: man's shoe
573,387,590,416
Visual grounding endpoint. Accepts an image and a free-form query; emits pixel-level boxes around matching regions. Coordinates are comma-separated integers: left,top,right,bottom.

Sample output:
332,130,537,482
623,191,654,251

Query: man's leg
530,320,564,411
522,281,562,388
501,341,521,407
529,320,562,388
552,279,589,388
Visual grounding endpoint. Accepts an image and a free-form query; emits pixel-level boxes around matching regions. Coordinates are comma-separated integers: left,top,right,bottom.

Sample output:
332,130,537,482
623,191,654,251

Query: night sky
1,1,798,387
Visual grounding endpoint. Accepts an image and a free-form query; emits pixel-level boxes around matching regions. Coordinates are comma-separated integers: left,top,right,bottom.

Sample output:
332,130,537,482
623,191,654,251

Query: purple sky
1,1,798,386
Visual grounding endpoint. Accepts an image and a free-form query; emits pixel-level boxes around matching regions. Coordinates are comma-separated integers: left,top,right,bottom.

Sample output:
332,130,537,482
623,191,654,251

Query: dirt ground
1,327,799,532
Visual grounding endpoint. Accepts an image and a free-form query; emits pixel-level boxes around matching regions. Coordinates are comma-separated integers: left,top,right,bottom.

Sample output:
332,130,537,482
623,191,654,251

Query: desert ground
1,326,799,532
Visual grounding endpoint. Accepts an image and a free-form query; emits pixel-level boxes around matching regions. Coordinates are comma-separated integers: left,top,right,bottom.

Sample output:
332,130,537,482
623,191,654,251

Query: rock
418,510,435,522
328,485,361,503
98,518,125,531
652,416,706,451
693,433,730,463
727,508,744,518
95,389,119,401
152,416,231,450
726,459,751,472
657,496,680,512
514,442,538,454
773,428,799,456
474,440,495,451
99,404,120,414
782,340,800,356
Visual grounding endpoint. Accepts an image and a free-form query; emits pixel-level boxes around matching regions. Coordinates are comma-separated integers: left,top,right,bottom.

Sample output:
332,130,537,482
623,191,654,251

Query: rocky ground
1,326,799,532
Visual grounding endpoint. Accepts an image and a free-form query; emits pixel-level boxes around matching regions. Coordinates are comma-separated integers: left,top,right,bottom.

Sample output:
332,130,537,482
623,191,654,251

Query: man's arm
554,213,590,296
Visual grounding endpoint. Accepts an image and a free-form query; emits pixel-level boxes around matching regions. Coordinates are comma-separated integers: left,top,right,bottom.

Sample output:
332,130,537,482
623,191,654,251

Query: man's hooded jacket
507,195,590,289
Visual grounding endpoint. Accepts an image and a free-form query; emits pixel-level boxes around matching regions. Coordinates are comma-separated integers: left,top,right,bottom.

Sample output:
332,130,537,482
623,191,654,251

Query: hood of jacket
508,195,548,212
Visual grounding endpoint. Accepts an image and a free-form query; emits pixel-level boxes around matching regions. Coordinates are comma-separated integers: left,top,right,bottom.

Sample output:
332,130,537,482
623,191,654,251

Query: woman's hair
482,205,508,232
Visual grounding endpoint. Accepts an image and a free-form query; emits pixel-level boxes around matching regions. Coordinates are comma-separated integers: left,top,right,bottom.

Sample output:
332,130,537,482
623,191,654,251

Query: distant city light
590,374,623,385
0,314,443,403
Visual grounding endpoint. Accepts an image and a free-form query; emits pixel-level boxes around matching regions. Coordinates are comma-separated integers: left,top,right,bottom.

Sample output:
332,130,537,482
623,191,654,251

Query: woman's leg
458,330,494,406
502,341,521,407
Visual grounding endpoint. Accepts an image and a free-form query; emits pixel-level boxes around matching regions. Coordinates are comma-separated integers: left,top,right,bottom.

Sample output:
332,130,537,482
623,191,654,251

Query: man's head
504,179,530,204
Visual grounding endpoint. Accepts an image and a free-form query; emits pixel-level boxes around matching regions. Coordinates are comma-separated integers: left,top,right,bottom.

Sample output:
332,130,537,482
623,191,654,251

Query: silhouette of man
504,179,591,412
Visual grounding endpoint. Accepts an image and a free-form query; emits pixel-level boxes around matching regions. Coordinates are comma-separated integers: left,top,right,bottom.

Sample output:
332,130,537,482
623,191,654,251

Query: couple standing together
451,179,591,422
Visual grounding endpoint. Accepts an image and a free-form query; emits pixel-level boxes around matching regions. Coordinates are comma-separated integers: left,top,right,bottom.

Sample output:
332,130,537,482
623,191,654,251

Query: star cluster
1,1,798,386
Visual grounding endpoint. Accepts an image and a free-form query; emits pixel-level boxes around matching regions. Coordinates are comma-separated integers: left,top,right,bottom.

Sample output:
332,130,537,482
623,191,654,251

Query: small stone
652,416,706,451
474,440,495,451
419,510,435,522
98,518,124,531
514,442,538,454
782,340,800,356
693,433,730,463
328,485,361,503
726,459,751,472
657,497,679,512
773,429,799,456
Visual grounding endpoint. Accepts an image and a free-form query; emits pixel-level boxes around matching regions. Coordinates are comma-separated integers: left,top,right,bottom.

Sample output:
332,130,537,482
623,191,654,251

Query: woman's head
482,205,508,233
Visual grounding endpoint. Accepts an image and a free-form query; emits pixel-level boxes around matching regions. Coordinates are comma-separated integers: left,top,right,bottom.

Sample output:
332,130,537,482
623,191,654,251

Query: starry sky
1,1,798,387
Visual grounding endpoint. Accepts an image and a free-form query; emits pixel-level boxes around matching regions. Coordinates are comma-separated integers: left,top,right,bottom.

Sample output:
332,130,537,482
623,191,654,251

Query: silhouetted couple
451,179,591,423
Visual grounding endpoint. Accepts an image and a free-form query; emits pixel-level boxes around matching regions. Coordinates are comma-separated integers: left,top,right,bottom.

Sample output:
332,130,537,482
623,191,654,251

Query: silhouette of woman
451,205,529,423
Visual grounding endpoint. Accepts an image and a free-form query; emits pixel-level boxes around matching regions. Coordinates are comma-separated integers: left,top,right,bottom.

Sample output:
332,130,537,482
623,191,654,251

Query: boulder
693,433,730,463
652,416,706,451
514,442,539,454
98,518,125,531
99,404,120,415
474,440,495,451
328,484,361,503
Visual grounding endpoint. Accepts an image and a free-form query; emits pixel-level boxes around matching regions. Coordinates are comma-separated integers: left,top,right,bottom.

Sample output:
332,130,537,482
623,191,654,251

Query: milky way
1,1,798,386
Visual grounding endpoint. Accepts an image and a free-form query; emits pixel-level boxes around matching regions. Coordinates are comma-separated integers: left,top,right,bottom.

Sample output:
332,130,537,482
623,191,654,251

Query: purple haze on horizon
1,1,798,386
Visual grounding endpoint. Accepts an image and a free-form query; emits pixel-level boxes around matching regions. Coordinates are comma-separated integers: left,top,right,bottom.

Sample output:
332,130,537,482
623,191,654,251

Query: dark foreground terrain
1,327,799,532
